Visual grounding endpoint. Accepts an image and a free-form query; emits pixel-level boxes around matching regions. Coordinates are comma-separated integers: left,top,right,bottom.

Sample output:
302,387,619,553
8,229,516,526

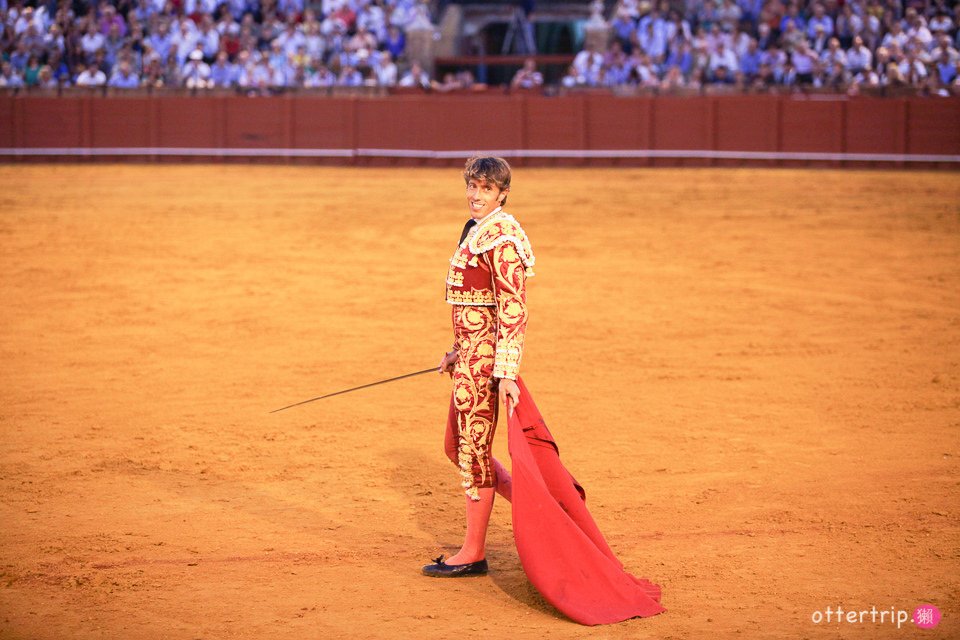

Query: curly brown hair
463,156,512,206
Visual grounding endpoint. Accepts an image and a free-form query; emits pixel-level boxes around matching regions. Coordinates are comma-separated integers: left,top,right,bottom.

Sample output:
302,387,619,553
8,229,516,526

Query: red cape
507,376,665,625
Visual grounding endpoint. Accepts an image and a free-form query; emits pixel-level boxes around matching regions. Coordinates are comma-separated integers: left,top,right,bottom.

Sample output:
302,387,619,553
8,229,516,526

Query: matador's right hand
439,349,458,377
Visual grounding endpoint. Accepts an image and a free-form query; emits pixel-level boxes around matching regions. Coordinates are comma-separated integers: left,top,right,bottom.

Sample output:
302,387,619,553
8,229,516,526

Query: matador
443,206,535,500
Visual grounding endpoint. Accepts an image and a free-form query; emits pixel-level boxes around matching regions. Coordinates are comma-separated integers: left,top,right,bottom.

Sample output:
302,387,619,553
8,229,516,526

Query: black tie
458,219,477,245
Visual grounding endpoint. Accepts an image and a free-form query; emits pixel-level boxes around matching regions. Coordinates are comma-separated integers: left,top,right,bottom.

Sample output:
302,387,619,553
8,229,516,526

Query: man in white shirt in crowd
374,50,397,86
182,48,211,88
76,62,107,86
572,43,603,86
846,35,872,75
398,60,430,88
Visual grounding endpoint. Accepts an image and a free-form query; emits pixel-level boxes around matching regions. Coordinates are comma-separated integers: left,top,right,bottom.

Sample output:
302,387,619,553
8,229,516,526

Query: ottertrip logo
810,604,941,629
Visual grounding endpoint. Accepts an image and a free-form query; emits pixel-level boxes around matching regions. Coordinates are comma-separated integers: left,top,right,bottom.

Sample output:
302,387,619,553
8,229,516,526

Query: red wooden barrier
845,99,905,154
1,94,957,165
157,97,220,147
781,99,845,153
584,96,652,151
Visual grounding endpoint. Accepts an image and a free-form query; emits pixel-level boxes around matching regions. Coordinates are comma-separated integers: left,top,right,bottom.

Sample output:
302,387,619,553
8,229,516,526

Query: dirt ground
0,165,958,640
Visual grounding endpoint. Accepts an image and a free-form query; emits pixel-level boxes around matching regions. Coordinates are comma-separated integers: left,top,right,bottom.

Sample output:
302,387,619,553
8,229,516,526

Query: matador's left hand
498,378,521,417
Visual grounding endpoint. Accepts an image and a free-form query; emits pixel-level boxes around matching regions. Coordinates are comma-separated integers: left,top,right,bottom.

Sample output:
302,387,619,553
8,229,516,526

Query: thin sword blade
269,366,439,414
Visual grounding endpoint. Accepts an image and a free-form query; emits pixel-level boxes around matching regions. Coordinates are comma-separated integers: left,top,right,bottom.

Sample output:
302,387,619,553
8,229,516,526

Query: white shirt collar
472,206,503,226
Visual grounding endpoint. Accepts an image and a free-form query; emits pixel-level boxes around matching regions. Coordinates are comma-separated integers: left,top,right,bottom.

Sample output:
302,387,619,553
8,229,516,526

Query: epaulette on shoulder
467,212,536,276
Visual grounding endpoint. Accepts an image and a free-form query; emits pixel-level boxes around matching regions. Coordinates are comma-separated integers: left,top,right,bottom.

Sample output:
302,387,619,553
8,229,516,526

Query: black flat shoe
421,555,488,578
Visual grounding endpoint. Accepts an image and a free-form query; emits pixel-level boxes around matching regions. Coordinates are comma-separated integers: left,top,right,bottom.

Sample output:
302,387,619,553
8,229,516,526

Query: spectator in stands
293,22,317,60
75,62,106,87
665,9,693,46
930,33,958,63
660,65,688,90
304,61,336,87
374,50,397,86
627,51,660,87
328,2,357,33
611,5,636,51
810,23,830,55
277,0,305,21
398,60,429,88
20,22,45,57
715,0,741,31
42,22,65,57
103,22,125,71
791,40,817,84
36,64,59,88
780,59,798,86
238,56,273,93
196,15,220,60
823,60,850,90
739,37,761,81
147,20,174,64
780,20,806,52
821,37,848,69
383,24,405,60
708,39,738,80
834,4,862,48
780,3,806,35
349,25,377,53
0,61,25,87
261,13,285,45
142,52,167,87
637,18,668,59
184,0,219,19
847,35,873,75
290,43,311,73
883,60,908,87
881,21,908,52
276,19,305,58
572,42,603,86
665,38,694,78
108,59,140,88
806,3,833,39
45,50,71,85
22,53,40,85
936,50,958,85
209,50,238,87
900,48,928,84
80,21,105,63
510,58,543,89
172,17,199,67
560,64,583,88
338,63,363,86
904,8,933,49
751,61,778,90
182,48,211,88
358,0,387,40
928,8,953,35
432,71,461,92
98,5,126,39
755,20,776,51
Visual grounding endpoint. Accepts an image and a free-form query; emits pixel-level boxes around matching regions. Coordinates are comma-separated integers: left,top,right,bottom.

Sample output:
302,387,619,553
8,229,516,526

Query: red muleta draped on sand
507,377,666,625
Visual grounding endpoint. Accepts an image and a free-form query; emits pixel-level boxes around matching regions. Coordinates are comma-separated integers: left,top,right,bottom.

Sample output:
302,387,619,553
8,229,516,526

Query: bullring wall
1,94,958,166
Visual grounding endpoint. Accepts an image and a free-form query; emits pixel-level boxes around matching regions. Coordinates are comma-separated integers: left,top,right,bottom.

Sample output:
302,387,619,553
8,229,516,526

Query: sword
269,366,439,414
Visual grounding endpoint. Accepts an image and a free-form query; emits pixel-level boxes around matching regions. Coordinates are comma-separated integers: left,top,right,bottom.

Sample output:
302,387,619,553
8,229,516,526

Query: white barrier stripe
0,147,356,157
1,147,958,163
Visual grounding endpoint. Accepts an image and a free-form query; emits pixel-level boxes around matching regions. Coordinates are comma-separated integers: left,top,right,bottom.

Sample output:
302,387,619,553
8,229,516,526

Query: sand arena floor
0,165,958,640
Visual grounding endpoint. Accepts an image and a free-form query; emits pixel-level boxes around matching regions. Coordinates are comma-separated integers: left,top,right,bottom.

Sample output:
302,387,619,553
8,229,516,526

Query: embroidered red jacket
445,209,535,380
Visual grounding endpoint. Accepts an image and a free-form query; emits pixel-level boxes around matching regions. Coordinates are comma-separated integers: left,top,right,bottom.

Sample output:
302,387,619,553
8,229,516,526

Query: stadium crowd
566,0,960,94
0,0,437,91
0,0,958,94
